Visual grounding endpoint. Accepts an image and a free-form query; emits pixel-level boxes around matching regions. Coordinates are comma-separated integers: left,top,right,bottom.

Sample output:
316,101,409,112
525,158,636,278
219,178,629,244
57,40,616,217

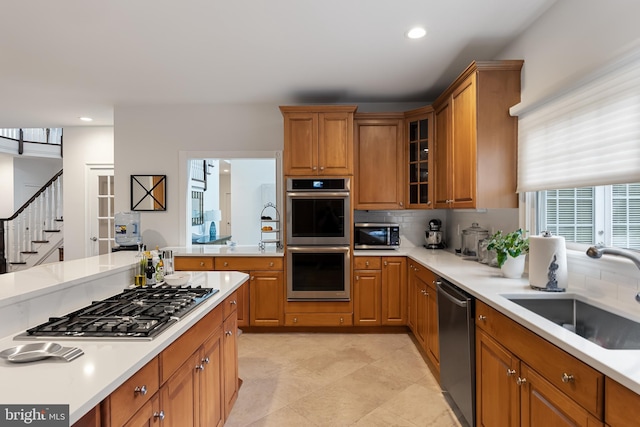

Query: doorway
86,165,114,257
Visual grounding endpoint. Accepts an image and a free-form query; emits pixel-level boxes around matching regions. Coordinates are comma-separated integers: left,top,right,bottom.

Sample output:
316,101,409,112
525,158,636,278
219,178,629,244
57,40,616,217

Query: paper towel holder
530,230,567,293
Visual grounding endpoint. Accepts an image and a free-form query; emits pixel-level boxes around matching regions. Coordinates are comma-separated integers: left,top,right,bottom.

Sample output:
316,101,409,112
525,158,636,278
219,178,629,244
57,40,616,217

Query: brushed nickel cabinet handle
202,357,210,364
230,300,237,305
506,369,516,377
562,373,575,383
384,261,388,266
225,331,233,336
269,262,274,267
199,261,205,267
153,411,165,420
478,315,487,321
134,385,147,396
195,364,204,371
224,261,229,267
516,377,527,386
365,261,369,267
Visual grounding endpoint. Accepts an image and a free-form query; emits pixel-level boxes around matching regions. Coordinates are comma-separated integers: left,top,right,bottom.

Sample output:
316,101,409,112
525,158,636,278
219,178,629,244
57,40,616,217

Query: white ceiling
0,0,557,128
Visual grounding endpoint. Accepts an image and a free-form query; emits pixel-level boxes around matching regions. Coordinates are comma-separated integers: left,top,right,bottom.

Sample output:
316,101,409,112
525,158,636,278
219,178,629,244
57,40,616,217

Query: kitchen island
0,251,248,425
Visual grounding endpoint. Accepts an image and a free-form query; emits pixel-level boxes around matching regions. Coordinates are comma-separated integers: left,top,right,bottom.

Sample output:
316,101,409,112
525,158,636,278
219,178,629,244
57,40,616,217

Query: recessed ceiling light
406,27,427,39
79,117,93,122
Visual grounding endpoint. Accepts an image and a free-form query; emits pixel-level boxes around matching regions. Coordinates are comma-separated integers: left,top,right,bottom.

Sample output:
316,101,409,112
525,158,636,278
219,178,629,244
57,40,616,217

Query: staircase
1,170,64,273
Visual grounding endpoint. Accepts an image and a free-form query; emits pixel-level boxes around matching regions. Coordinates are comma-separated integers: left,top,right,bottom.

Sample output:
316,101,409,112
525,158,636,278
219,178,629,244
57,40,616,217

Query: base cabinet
408,262,439,372
98,294,238,427
353,257,406,326
605,378,640,427
476,301,604,427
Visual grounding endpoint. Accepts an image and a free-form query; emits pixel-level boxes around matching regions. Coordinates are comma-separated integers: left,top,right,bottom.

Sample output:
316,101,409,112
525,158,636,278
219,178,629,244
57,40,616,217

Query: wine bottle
145,257,156,285
155,253,165,283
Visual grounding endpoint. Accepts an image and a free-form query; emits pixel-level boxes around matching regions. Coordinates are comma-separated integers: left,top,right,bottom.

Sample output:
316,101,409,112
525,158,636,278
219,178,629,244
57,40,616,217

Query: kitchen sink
505,296,640,350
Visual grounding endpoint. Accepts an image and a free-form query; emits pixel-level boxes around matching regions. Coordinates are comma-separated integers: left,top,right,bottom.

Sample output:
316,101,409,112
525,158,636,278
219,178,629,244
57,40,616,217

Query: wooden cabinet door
407,264,418,332
450,73,477,208
353,270,381,326
476,329,520,427
425,281,439,369
222,315,238,419
160,353,198,427
249,271,283,326
381,257,407,325
520,364,603,427
199,329,224,427
405,108,434,209
433,100,452,208
415,278,428,349
123,393,161,427
235,281,249,328
354,115,404,209
318,112,353,175
283,111,318,176
605,378,640,427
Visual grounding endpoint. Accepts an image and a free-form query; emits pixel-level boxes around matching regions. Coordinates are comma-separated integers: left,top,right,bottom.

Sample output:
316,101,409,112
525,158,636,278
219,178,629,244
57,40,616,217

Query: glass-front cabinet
405,106,434,208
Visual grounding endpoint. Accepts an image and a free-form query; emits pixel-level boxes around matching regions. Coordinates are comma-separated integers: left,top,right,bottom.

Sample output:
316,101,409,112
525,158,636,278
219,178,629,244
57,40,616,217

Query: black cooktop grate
22,285,218,339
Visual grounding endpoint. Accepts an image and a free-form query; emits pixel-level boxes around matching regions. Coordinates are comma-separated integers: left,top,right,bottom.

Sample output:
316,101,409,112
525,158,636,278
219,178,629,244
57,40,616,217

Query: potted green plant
487,229,529,278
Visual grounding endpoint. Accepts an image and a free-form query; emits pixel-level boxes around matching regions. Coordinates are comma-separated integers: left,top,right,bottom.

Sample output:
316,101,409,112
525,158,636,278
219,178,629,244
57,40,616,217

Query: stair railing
0,170,63,273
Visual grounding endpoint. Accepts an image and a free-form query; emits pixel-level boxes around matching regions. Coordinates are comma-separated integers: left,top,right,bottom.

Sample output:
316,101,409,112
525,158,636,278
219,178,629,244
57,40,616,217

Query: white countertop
356,246,640,395
167,244,284,257
0,264,248,424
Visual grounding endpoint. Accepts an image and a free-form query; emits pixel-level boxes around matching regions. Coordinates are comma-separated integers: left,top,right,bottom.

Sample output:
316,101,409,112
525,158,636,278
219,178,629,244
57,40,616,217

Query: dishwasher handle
436,280,469,308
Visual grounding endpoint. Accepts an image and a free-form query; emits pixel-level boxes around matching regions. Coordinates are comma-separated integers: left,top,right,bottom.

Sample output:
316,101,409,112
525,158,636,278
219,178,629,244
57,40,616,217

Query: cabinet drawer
107,357,159,427
412,263,435,285
476,301,604,419
174,256,214,271
605,377,640,426
285,313,353,326
223,291,238,320
160,304,222,382
215,257,283,271
354,256,381,270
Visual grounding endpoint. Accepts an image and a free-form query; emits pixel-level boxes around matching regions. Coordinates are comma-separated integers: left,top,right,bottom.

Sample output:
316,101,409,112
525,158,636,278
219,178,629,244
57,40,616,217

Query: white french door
86,165,114,257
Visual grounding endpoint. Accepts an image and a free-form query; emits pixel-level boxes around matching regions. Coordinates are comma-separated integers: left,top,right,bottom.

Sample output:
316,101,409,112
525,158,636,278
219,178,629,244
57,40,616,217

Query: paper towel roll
529,232,568,291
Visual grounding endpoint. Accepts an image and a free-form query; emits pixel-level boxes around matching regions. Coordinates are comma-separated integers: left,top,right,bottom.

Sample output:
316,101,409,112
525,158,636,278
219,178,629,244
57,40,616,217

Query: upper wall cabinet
404,106,434,209
354,113,405,210
280,105,357,176
433,60,523,209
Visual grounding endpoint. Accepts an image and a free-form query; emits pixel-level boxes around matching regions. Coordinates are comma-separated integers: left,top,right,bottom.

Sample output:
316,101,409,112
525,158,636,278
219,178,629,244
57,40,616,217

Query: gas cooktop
14,285,219,341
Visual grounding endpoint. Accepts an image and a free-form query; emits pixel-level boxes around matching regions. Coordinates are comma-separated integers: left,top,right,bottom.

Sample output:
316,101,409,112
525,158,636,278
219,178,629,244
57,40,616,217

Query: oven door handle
287,246,350,253
286,191,350,198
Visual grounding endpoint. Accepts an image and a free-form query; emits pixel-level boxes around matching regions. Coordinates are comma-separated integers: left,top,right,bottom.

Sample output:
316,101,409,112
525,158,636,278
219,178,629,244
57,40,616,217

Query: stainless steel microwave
354,223,400,249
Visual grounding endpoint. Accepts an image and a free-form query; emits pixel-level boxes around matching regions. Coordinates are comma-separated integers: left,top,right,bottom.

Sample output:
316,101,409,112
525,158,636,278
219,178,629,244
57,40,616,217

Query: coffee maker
425,219,446,249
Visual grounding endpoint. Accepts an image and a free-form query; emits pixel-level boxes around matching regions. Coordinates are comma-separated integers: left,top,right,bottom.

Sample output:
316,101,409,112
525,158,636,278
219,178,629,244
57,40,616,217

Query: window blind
515,49,640,192
541,188,595,244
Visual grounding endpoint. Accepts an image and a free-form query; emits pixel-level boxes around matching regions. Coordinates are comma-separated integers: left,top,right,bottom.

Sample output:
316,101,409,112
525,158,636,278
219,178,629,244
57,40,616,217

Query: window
538,183,640,249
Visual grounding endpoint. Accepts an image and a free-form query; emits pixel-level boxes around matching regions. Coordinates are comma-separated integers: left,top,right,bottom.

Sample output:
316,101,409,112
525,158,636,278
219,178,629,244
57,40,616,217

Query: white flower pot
501,254,526,279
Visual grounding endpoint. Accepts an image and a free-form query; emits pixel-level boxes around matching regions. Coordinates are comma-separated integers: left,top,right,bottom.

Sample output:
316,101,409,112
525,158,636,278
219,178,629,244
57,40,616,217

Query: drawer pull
478,315,487,321
202,357,210,364
224,262,229,267
269,262,274,267
384,261,388,266
293,317,298,323
225,331,233,336
153,411,165,421
195,364,204,371
356,276,360,281
251,276,255,280
516,377,527,386
365,261,369,267
562,373,575,383
230,300,237,305
506,369,516,377
339,317,344,324
134,385,147,396
199,261,205,267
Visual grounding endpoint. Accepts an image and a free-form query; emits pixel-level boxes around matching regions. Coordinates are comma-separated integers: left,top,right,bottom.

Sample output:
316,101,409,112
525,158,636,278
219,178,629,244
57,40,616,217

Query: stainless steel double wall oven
286,178,350,300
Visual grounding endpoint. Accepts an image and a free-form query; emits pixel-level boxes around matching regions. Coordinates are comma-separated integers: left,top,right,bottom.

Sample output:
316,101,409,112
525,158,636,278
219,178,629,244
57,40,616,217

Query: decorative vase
501,254,526,279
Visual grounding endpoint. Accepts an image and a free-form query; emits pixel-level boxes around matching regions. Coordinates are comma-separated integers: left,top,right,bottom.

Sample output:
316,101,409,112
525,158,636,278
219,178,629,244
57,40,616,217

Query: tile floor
225,332,463,427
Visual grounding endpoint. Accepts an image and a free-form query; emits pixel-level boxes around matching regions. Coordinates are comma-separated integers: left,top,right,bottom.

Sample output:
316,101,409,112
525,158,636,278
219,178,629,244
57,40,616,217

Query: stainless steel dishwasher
437,277,475,427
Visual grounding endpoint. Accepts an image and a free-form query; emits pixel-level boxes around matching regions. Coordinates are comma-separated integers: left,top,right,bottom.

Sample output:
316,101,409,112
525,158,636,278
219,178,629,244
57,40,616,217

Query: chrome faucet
586,246,640,303
586,246,640,270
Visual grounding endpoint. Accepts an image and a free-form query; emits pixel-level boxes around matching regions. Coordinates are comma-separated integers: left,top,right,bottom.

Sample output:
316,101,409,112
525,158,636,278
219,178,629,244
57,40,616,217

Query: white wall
230,159,276,245
498,0,640,111
113,104,282,248
63,127,114,261
13,157,63,207
0,154,14,218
